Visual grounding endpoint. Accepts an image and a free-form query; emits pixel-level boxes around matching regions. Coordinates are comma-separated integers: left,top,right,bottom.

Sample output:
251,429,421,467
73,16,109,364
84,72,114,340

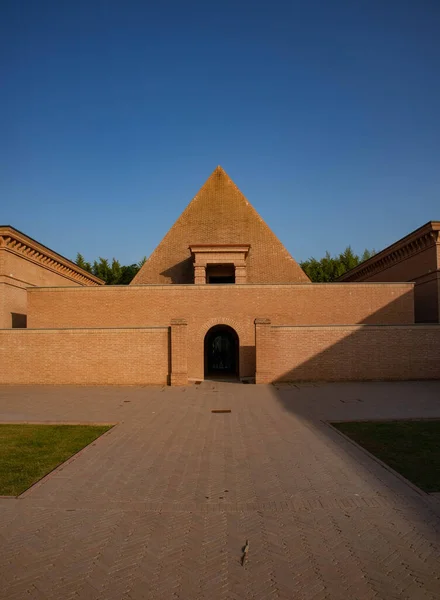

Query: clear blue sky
1,0,439,265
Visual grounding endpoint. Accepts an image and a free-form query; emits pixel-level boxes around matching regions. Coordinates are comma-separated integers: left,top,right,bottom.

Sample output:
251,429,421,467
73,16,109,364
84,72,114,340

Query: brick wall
0,282,28,328
0,247,102,328
257,324,440,383
0,328,169,385
358,247,439,323
27,283,414,381
0,284,3,329
438,276,440,323
339,237,440,323
413,274,439,323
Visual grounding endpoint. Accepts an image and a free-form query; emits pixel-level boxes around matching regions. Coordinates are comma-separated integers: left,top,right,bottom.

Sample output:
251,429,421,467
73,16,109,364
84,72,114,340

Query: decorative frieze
340,224,440,282
0,227,103,286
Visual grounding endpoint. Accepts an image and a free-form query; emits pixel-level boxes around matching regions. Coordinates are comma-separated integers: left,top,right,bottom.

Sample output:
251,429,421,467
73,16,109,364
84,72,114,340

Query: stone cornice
189,244,250,254
338,221,440,282
0,226,104,286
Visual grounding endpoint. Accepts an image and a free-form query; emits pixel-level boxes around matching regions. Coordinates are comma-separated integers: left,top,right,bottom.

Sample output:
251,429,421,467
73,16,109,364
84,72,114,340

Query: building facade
338,221,440,323
0,225,103,329
1,167,439,385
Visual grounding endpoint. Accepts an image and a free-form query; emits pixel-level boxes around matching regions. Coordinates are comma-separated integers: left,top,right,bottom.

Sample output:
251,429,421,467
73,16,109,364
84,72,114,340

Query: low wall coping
272,324,440,330
0,326,169,332
27,282,415,292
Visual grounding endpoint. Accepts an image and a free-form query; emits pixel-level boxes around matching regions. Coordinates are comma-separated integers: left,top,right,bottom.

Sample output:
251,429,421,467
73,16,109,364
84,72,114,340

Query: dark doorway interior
204,325,239,378
206,264,235,284
209,276,235,284
11,313,27,328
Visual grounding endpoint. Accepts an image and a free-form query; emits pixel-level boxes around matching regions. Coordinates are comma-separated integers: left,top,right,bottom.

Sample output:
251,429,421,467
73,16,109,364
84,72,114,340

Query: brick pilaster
171,318,188,385
255,318,272,384
194,265,206,284
235,260,247,284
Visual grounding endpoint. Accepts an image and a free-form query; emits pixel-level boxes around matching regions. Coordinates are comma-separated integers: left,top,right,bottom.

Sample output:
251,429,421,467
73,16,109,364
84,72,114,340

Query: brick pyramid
132,166,309,284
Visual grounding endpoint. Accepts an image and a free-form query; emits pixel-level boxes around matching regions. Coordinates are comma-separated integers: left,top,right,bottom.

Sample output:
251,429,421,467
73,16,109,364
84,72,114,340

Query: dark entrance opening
209,276,235,284
11,313,27,328
204,325,239,379
206,264,235,284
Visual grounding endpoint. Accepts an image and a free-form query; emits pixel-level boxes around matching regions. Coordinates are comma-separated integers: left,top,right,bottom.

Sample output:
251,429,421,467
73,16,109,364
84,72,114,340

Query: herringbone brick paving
0,381,439,599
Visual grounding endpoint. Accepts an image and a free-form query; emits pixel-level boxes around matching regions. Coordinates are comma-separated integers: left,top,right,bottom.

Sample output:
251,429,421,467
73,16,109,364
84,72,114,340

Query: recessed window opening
206,264,235,284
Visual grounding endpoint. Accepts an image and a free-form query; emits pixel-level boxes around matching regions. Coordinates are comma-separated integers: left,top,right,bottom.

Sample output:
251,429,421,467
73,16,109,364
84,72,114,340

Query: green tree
300,246,375,282
361,248,375,262
118,264,140,285
75,253,92,273
339,246,359,273
91,257,111,283
75,254,147,285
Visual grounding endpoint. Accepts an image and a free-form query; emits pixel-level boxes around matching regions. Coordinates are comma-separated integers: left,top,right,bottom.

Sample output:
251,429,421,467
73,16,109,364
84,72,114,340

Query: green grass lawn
332,420,440,493
0,424,112,496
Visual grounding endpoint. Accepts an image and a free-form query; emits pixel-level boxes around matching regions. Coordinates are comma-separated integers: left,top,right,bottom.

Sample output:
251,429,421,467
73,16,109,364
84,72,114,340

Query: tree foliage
300,246,375,282
75,253,147,285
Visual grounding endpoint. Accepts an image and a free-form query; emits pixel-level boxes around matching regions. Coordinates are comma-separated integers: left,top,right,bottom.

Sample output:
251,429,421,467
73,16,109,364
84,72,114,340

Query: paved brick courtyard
0,381,440,599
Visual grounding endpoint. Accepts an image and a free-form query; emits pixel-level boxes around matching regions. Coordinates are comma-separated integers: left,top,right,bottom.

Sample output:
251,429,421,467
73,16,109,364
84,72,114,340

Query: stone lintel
171,318,187,326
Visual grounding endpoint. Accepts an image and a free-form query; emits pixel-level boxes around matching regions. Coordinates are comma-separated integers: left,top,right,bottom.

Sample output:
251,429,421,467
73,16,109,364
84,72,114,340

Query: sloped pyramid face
132,166,310,284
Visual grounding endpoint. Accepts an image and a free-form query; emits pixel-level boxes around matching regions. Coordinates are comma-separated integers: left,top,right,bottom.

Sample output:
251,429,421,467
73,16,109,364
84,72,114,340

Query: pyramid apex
214,165,227,175
209,165,232,182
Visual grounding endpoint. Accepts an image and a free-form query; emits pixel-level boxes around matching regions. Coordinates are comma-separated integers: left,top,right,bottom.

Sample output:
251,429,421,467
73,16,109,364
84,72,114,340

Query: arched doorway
204,325,239,379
